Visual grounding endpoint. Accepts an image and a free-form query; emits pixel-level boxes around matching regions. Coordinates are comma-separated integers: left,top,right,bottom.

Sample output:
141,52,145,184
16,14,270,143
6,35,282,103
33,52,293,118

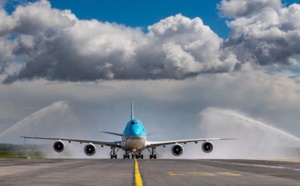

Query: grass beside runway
0,150,44,159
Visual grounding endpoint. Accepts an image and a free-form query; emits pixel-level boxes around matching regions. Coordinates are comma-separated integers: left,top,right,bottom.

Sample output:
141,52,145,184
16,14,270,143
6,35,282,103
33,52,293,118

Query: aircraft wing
146,137,241,148
21,136,122,148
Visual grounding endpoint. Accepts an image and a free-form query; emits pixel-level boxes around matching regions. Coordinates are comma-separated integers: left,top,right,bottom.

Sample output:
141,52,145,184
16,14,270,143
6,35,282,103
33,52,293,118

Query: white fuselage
121,136,147,152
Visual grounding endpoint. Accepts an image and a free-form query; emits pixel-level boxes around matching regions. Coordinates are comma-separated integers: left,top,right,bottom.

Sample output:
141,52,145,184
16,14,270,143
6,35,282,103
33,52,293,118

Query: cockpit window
131,121,138,125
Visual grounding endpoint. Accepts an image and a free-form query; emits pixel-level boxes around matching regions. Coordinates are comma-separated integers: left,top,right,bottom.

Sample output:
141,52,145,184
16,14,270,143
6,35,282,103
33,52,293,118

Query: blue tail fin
131,101,134,120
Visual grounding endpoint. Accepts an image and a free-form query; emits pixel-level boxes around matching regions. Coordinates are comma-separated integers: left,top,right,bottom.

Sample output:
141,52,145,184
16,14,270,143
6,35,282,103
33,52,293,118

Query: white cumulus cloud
0,0,299,83
218,0,282,18
223,0,300,66
0,1,238,83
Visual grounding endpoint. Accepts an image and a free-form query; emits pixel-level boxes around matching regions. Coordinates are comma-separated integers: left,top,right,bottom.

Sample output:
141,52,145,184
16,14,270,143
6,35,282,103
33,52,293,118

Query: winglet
131,101,134,120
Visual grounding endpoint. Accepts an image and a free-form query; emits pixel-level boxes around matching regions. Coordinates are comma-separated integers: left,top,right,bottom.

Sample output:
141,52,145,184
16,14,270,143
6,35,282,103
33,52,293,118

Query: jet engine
171,144,183,156
84,143,96,156
53,140,64,153
202,141,213,153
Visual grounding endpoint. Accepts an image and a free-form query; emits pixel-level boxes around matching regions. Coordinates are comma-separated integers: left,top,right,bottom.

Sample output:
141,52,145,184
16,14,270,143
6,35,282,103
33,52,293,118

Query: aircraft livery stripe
134,158,143,186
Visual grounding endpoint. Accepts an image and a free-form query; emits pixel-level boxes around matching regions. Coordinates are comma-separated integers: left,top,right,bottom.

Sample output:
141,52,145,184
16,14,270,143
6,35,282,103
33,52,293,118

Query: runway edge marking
199,160,300,171
134,158,144,186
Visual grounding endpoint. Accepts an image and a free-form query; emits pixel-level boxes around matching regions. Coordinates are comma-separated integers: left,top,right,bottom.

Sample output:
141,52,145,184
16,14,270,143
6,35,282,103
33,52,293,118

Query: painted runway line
134,158,143,186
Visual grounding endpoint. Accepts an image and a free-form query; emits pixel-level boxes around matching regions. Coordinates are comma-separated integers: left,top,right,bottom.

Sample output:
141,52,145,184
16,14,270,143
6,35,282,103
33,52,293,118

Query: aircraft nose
130,125,143,136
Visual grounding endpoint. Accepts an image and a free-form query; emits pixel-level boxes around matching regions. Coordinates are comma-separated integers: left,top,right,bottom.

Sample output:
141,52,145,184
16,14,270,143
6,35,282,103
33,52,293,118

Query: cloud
218,0,282,18
0,0,299,83
0,1,238,83
138,14,237,79
222,0,300,66
0,37,13,73
1,70,300,148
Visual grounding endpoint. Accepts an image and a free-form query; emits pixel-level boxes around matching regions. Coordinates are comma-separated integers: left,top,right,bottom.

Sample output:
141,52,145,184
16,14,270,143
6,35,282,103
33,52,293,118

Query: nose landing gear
131,151,143,159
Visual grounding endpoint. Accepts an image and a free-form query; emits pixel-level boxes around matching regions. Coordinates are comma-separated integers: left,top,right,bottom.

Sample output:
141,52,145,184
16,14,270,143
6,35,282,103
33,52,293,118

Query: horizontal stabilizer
98,131,123,136
147,131,164,136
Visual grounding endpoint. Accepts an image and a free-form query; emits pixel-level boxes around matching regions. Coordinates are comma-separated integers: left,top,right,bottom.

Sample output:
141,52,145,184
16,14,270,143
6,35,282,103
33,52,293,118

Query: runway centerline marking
134,158,143,186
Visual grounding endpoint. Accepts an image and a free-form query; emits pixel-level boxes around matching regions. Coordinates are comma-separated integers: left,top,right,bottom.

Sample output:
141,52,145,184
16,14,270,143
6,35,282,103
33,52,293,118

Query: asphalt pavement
0,159,299,185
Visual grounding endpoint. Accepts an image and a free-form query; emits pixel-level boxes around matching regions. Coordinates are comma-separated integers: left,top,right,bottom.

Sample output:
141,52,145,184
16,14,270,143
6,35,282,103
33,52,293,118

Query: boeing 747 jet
22,102,239,159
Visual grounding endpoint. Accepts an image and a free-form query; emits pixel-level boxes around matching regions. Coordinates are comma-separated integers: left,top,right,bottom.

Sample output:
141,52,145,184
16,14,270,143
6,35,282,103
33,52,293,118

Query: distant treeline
0,143,45,151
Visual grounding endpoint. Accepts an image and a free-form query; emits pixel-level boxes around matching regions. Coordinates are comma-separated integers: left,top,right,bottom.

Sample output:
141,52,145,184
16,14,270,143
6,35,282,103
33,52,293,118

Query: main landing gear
110,147,119,159
123,151,130,159
148,147,157,159
112,149,152,159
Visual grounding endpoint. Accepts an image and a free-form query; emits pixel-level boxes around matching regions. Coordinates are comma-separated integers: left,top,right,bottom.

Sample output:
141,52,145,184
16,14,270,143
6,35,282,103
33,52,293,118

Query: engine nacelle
202,141,213,153
84,143,96,156
53,140,64,153
171,144,184,156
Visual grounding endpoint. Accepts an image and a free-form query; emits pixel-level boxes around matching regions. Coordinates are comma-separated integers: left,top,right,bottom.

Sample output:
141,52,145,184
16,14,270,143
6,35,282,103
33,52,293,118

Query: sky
0,0,300,159
48,0,230,38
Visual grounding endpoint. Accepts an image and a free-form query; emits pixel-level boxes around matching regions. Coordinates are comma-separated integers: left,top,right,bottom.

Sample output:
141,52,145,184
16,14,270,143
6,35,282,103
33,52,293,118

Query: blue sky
48,0,298,39
4,0,299,39
49,0,225,34
48,0,224,39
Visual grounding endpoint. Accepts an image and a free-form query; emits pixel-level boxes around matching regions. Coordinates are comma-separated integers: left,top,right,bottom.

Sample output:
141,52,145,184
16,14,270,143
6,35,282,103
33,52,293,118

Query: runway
0,159,299,186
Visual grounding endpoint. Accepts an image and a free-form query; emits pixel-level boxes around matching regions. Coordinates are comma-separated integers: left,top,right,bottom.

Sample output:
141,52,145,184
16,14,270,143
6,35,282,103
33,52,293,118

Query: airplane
21,102,240,159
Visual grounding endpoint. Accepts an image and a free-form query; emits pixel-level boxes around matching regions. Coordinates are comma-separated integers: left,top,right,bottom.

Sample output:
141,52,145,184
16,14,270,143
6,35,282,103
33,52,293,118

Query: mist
196,108,300,159
1,101,299,159
0,101,80,143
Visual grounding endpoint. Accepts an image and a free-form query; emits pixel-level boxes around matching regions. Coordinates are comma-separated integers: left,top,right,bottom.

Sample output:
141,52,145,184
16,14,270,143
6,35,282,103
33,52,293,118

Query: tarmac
0,158,299,185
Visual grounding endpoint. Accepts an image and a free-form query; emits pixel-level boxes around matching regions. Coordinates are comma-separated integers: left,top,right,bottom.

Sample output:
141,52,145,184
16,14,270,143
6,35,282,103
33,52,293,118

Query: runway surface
0,158,299,186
